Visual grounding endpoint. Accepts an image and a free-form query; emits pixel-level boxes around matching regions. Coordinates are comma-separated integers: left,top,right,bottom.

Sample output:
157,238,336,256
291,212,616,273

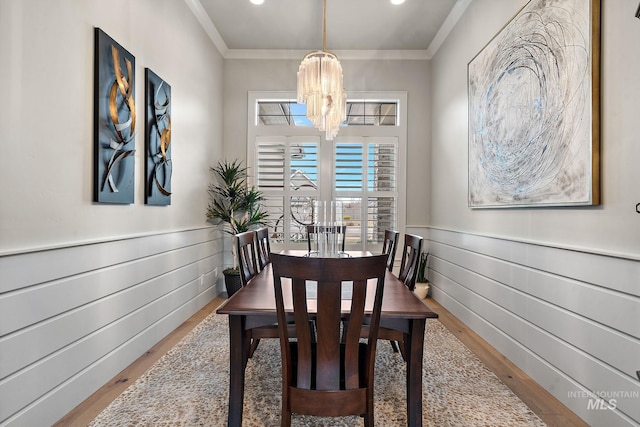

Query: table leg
406,318,426,427
228,315,247,427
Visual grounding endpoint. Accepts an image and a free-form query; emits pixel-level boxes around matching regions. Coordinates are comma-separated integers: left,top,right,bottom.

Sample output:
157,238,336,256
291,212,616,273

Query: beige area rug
89,313,546,427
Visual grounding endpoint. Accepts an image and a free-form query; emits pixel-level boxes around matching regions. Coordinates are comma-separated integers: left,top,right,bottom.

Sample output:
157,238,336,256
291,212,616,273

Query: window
248,92,407,253
257,100,398,127
255,137,320,244
334,139,397,246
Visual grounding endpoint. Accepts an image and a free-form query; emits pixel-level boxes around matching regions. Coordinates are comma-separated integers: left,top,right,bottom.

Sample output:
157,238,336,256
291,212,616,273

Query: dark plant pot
224,271,242,297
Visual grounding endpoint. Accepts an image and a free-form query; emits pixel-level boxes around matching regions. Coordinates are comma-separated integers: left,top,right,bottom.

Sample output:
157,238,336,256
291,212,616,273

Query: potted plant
206,159,269,297
414,252,430,299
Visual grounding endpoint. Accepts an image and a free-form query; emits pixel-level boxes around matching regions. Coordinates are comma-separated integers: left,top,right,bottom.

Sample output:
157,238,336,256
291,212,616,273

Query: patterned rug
89,313,546,426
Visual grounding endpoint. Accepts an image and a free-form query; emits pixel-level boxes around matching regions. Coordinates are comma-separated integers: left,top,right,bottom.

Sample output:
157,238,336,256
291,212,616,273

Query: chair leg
364,401,374,427
398,340,407,362
389,339,408,361
364,413,374,427
281,410,292,427
243,331,253,366
248,338,261,358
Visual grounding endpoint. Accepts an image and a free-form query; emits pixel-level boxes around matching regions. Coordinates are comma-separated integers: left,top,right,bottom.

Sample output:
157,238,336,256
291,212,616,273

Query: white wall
0,1,224,424
430,0,640,258
0,0,222,253
429,1,640,425
223,58,432,228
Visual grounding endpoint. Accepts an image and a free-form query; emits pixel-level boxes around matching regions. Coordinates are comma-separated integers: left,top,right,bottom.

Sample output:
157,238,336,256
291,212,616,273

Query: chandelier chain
323,0,327,52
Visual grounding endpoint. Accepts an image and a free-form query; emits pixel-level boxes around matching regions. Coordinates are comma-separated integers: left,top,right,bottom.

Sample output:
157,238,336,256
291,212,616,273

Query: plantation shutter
334,138,398,247
255,137,320,244
256,140,285,189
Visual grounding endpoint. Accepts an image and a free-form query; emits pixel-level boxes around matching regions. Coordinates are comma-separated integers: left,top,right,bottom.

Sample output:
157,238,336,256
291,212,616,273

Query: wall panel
428,228,640,426
0,228,223,426
0,231,217,335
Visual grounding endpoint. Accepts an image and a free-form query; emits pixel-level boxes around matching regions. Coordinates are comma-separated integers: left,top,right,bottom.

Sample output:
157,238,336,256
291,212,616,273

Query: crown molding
425,0,472,58
224,49,431,60
184,0,229,56
186,0,472,61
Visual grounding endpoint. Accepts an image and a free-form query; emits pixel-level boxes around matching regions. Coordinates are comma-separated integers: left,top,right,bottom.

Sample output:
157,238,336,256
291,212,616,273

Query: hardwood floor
56,295,587,427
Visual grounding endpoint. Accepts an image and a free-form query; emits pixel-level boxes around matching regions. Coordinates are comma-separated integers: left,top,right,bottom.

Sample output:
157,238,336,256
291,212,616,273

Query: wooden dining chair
355,233,424,359
306,224,347,253
236,230,273,357
237,230,313,358
235,231,259,287
382,229,399,272
397,233,423,292
254,226,271,270
271,253,388,427
383,233,423,357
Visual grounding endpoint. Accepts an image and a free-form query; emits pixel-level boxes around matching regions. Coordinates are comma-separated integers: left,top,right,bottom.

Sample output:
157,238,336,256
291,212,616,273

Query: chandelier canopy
296,0,346,140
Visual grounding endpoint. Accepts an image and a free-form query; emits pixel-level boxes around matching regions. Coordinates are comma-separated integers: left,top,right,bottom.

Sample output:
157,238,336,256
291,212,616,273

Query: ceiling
188,0,472,59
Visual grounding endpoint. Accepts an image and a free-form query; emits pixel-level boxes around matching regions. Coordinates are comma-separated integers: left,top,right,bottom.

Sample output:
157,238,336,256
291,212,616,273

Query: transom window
257,100,398,127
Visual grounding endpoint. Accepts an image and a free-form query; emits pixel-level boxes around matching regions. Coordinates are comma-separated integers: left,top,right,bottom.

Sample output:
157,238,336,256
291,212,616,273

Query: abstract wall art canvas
94,28,136,204
468,0,600,208
145,69,172,206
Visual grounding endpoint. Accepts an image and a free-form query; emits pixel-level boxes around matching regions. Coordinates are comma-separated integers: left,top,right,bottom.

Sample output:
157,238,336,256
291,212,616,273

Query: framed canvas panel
145,68,172,205
94,28,136,204
468,0,600,208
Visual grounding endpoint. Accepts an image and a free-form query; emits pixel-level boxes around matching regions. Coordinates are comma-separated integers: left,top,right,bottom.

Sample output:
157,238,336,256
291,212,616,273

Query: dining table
216,250,439,426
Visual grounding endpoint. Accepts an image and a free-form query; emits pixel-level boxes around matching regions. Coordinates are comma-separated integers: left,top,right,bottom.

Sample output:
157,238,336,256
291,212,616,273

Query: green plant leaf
206,159,271,261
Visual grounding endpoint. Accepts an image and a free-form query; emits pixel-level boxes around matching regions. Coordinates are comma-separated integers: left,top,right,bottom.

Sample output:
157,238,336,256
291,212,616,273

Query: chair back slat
271,253,387,424
382,229,399,272
235,231,259,286
306,224,347,253
344,278,367,389
255,227,271,270
398,233,423,291
291,276,314,388
314,279,342,390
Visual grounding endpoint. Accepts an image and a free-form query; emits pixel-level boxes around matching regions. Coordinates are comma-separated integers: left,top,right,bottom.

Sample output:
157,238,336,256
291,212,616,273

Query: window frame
247,91,407,252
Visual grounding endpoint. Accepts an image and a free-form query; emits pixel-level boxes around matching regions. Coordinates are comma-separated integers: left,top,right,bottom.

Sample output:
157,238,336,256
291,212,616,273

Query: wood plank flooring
56,295,587,427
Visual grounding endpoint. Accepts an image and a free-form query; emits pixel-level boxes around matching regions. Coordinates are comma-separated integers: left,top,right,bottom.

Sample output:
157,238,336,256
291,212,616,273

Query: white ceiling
186,0,472,59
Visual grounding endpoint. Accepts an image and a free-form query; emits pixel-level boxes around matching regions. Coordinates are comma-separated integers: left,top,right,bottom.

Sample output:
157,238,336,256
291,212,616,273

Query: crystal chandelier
297,0,346,140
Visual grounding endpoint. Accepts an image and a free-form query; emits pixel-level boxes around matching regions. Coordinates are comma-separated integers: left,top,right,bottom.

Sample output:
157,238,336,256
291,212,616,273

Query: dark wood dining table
216,250,439,426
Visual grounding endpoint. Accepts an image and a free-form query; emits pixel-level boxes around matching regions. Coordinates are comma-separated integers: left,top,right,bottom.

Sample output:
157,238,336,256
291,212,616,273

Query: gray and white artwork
468,0,599,207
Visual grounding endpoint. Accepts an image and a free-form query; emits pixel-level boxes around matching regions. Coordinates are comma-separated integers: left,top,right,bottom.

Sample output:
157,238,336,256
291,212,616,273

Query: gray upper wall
0,0,224,255
430,0,640,258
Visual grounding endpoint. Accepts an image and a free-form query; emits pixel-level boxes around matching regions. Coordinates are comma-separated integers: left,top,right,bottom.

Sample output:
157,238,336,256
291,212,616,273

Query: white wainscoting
426,228,640,427
0,227,223,426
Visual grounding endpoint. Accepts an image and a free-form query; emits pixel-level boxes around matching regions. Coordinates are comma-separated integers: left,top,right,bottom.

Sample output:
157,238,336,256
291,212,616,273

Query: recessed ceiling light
250,0,264,4
391,0,405,4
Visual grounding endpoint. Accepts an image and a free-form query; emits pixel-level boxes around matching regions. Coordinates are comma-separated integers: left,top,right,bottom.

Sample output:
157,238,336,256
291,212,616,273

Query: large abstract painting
468,0,600,208
94,28,136,204
145,69,172,205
